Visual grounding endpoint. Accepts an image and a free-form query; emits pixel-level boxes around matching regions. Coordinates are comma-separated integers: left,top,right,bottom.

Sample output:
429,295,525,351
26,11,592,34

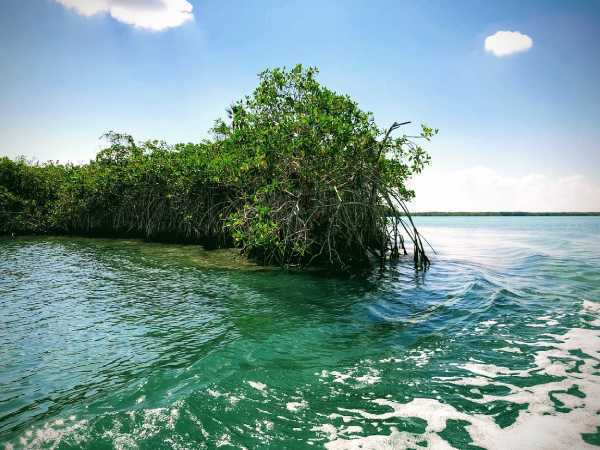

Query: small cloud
484,30,533,57
54,0,194,31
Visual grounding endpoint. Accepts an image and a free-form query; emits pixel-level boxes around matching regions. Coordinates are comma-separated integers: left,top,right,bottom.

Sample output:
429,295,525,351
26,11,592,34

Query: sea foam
319,304,600,450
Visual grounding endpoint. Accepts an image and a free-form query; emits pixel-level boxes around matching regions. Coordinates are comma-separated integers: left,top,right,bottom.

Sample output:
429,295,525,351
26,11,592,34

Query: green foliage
0,157,67,234
212,65,435,267
0,65,435,270
51,133,234,244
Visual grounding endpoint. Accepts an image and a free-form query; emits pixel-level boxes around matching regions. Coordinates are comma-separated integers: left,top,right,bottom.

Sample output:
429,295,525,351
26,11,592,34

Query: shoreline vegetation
0,65,437,272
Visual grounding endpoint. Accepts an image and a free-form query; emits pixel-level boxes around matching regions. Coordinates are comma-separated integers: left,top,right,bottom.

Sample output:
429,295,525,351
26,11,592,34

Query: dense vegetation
0,66,436,271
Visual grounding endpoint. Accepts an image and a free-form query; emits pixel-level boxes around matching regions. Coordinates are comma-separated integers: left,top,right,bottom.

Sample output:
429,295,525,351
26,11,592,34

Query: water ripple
1,218,600,449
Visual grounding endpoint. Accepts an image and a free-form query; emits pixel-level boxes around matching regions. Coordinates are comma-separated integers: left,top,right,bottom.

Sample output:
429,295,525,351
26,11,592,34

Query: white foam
582,300,600,313
324,425,457,449
498,346,522,353
433,375,493,387
10,416,88,449
207,389,221,397
320,370,353,384
406,349,435,367
320,324,600,450
215,433,232,447
255,420,274,432
139,407,179,438
319,364,381,386
328,413,355,423
458,362,517,378
312,424,339,441
286,401,308,412
247,381,267,391
379,357,402,363
355,373,381,385
553,392,586,410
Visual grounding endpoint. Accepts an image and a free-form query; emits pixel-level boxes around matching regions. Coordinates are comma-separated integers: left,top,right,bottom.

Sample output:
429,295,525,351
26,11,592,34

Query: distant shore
411,212,600,216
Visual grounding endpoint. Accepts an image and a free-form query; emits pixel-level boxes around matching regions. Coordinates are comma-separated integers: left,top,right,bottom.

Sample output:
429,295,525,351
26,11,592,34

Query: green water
1,217,599,449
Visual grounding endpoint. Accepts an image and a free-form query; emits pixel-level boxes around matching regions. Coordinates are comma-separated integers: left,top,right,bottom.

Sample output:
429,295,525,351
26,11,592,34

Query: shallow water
1,217,599,449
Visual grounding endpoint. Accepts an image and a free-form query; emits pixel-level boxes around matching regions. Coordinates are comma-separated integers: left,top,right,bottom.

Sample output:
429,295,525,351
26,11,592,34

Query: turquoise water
1,217,599,449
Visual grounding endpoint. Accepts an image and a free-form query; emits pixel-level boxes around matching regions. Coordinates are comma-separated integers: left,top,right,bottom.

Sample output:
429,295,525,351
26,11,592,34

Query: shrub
0,65,436,271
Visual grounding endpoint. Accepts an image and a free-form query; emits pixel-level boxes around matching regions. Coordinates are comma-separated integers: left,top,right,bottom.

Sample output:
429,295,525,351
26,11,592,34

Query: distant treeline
0,66,436,271
410,212,600,216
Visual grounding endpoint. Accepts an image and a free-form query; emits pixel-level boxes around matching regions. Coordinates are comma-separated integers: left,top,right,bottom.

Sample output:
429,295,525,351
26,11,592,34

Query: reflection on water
1,217,599,449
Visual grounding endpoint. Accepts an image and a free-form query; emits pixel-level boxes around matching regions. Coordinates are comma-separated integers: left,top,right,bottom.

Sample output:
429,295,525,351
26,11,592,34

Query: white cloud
408,167,600,212
484,30,533,57
54,0,194,31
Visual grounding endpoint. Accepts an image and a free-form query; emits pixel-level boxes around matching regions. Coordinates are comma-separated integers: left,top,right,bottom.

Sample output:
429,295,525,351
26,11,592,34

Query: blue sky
1,0,599,210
